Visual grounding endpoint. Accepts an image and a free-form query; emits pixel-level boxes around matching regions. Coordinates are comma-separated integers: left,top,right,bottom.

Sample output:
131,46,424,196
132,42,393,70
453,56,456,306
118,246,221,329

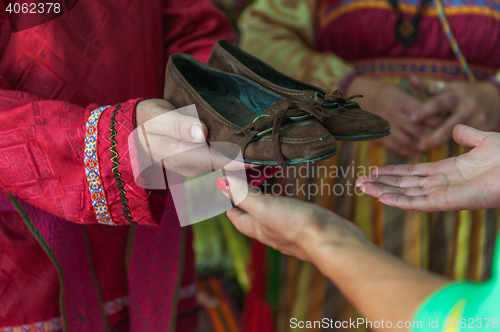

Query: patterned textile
352,58,496,80
0,295,130,332
108,103,134,223
239,1,500,331
0,318,63,332
84,105,115,225
0,0,234,330
103,295,129,316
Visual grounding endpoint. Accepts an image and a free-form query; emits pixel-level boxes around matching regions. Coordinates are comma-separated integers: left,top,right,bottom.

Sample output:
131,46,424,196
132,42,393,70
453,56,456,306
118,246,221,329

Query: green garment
413,234,500,331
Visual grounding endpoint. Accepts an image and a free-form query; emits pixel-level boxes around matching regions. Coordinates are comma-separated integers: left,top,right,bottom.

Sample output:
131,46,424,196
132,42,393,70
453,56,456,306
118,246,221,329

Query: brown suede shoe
164,54,339,167
207,40,391,141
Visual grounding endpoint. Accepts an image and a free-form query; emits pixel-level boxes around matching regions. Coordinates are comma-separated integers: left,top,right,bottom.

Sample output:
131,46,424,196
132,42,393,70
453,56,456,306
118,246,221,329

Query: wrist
301,217,373,270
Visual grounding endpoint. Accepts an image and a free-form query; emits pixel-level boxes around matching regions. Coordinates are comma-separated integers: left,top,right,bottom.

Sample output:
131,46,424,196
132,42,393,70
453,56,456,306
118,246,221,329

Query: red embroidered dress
0,1,233,331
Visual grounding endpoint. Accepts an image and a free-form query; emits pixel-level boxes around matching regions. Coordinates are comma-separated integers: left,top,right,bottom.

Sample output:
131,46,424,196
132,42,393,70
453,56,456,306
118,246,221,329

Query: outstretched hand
216,176,369,262
356,125,500,212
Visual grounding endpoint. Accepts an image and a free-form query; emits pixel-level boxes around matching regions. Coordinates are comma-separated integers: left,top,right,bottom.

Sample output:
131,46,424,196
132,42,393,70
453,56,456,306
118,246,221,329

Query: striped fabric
199,278,242,332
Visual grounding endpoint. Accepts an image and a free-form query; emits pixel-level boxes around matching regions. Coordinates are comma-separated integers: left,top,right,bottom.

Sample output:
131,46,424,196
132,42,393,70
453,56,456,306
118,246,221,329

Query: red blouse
0,0,233,329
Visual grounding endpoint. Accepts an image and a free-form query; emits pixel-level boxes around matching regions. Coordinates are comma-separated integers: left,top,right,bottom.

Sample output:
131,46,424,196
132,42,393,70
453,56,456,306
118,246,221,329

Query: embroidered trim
109,104,134,223
318,0,500,27
352,58,495,80
0,296,130,331
0,317,62,332
435,0,474,82
85,106,116,226
178,282,198,300
103,295,130,316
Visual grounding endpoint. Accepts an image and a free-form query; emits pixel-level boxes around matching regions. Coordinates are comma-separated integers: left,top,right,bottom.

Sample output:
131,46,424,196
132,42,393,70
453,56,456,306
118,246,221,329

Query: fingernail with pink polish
216,177,229,195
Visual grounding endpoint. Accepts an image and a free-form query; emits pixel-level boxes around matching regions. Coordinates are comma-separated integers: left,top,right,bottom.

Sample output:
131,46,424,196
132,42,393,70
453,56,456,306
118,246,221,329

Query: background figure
237,0,500,330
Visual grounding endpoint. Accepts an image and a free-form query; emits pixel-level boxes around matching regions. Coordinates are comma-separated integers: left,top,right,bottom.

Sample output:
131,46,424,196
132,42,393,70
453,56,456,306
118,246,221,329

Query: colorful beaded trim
103,295,129,316
85,106,116,226
0,317,62,332
0,296,129,331
434,0,474,83
352,58,494,81
109,104,134,223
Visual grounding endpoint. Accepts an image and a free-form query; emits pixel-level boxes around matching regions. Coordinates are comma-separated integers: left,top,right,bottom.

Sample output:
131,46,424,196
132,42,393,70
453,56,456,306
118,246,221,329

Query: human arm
356,125,500,211
216,177,450,331
238,0,353,91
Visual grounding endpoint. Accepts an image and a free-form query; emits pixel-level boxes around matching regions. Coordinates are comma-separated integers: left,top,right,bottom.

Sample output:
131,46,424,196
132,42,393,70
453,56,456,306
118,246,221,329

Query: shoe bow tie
312,90,363,112
234,99,330,167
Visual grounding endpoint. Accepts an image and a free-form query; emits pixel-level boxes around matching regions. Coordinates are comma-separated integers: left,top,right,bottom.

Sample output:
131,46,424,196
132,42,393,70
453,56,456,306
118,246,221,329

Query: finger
396,111,426,137
146,133,253,173
208,147,253,171
423,114,445,128
148,134,214,172
378,193,434,212
380,138,418,158
399,94,426,117
143,109,208,143
409,74,432,95
380,129,422,157
359,181,425,198
226,207,258,238
207,144,254,171
371,162,436,177
452,124,491,148
414,92,458,122
418,105,469,151
362,175,425,188
223,176,271,215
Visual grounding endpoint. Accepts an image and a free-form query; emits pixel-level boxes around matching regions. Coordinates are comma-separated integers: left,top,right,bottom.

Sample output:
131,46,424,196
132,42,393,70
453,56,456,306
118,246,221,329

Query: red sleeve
0,88,161,226
163,0,235,64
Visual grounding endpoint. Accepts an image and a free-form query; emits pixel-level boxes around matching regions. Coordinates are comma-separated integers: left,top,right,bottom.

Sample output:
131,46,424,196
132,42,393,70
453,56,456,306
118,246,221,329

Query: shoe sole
210,145,340,166
333,131,391,141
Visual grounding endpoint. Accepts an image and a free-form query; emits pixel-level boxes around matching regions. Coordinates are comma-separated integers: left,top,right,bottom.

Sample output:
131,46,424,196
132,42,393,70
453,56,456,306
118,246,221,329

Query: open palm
356,125,500,212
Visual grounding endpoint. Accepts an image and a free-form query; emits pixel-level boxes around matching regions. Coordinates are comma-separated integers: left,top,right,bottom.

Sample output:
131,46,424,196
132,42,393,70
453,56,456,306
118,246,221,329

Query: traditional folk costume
238,0,500,331
0,1,234,331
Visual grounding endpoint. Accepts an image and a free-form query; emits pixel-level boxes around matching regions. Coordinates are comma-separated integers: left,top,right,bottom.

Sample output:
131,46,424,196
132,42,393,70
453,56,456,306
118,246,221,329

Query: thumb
217,175,286,222
452,124,490,148
140,100,208,143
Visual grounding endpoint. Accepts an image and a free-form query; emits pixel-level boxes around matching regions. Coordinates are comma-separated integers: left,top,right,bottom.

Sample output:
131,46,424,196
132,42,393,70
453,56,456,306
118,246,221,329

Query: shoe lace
233,99,330,167
312,90,363,112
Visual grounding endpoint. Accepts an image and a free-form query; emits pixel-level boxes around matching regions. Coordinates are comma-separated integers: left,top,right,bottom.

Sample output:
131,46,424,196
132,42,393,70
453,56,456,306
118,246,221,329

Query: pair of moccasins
164,40,390,167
